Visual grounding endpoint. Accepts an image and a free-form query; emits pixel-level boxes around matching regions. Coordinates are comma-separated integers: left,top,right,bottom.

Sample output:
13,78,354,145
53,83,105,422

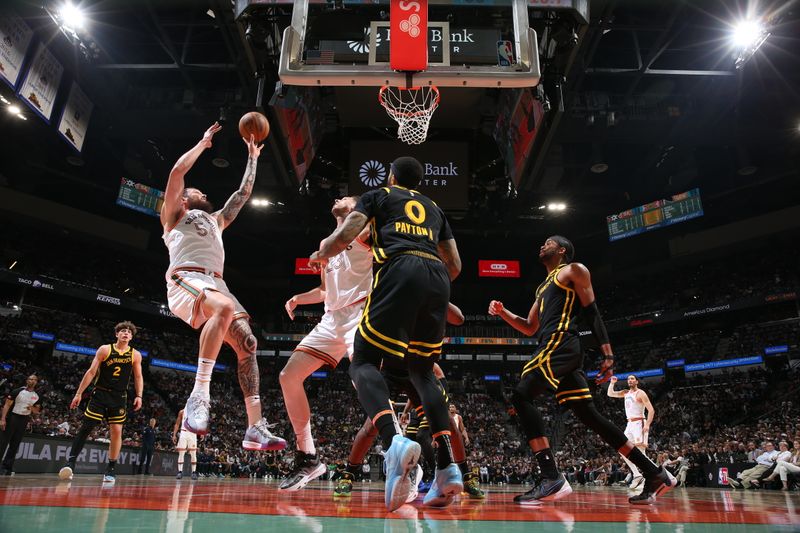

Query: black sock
626,448,659,476
434,433,454,470
107,460,117,473
68,419,98,464
535,449,559,479
374,413,397,450
457,461,469,475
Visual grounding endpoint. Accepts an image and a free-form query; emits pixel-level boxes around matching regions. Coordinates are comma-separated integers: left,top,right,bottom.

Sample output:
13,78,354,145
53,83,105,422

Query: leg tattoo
229,318,260,398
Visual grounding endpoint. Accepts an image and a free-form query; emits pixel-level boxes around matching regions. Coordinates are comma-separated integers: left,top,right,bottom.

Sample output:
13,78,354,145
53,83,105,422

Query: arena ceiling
1,0,799,251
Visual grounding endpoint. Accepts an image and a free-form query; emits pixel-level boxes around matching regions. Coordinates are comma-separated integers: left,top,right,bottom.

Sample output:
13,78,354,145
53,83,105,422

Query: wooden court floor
1,475,798,532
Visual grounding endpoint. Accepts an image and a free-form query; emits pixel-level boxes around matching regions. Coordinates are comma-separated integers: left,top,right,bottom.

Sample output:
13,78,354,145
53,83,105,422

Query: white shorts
167,270,248,329
625,420,649,447
177,430,197,451
295,302,365,367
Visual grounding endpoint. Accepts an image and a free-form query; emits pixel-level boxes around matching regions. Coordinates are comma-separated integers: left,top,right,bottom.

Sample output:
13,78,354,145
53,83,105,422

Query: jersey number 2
112,366,121,377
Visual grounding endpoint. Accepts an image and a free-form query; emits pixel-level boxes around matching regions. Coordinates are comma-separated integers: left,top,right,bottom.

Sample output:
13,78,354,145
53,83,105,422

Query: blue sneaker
383,434,421,511
423,464,463,507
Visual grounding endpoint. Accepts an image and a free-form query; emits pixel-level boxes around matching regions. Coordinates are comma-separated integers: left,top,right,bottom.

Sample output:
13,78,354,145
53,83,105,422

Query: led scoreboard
607,188,704,242
116,178,165,217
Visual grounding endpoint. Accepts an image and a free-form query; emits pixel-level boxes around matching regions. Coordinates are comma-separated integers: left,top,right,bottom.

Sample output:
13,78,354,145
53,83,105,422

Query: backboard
277,0,542,88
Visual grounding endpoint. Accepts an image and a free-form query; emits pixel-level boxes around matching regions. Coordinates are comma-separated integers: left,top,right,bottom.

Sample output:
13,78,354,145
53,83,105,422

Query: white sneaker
406,464,424,503
59,465,74,481
183,394,211,435
630,476,645,491
279,452,327,491
242,418,287,451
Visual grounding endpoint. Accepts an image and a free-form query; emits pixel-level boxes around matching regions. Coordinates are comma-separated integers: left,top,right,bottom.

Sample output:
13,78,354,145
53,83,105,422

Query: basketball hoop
379,85,440,145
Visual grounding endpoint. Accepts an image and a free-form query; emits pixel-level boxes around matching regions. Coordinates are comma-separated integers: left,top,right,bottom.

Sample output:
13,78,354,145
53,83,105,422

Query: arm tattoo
229,318,260,398
320,212,369,258
219,156,257,227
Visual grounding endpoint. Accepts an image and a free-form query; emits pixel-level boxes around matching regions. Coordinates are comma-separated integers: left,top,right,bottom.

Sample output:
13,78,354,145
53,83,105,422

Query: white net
379,85,441,145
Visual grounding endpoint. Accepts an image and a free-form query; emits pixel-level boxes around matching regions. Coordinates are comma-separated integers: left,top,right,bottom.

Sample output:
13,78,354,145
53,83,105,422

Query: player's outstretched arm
70,346,108,409
285,277,326,320
162,123,221,229
607,376,625,398
488,299,540,336
217,134,263,231
311,211,369,264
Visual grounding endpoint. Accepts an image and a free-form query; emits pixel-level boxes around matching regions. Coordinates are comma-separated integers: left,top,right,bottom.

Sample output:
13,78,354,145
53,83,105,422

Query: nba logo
718,467,728,485
497,40,513,66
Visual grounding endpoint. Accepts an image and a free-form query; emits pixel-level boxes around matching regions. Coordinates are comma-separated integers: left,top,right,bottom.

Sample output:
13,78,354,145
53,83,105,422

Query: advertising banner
294,258,318,275
9,434,177,476
478,260,520,278
349,141,468,210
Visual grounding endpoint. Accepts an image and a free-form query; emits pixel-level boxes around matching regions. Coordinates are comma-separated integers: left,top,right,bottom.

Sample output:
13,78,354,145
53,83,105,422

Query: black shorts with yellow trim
521,334,593,404
85,389,128,425
354,254,450,361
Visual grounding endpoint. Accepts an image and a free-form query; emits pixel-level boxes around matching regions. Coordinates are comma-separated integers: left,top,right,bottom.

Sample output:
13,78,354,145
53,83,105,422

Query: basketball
238,111,270,142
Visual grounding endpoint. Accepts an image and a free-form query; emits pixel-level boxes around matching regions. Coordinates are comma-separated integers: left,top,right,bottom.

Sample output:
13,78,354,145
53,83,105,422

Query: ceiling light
0,96,8,104
9,261,17,270
211,157,230,168
15,114,27,121
59,2,86,32
590,162,609,174
206,9,216,18
557,203,566,211
732,18,770,69
8,105,21,114
732,20,764,48
538,205,546,210
547,203,557,211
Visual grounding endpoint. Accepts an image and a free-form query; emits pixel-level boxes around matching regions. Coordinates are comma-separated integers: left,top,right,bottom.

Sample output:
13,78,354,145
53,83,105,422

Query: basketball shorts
354,254,450,361
85,389,127,425
625,420,649,447
295,302,365,366
167,270,249,329
521,334,594,405
177,430,198,451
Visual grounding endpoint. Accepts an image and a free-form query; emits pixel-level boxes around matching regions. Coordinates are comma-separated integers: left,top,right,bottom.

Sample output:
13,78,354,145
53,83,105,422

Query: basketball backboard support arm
278,0,540,88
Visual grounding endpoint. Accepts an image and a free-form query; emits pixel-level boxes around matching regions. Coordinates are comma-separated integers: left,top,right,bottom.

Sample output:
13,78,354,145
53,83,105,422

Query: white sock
296,423,316,455
245,395,262,427
621,454,641,478
192,358,215,397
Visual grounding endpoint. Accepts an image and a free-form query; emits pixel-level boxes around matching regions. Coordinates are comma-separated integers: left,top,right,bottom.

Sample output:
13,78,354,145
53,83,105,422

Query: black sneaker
513,474,573,505
176,472,183,480
629,467,677,505
279,452,327,491
191,472,198,480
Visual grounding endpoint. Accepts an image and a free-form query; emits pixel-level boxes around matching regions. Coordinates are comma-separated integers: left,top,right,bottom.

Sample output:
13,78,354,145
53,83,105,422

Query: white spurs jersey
323,238,373,312
624,389,645,420
163,209,225,276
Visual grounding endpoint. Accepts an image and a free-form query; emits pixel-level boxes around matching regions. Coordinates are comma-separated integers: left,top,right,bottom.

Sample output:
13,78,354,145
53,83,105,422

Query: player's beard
187,197,214,213
538,249,558,263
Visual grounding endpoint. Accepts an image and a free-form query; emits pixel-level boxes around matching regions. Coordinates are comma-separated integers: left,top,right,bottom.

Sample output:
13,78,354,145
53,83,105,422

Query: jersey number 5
405,200,426,225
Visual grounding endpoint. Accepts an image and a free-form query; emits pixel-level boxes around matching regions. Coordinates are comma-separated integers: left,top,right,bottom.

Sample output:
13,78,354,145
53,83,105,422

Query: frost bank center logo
359,160,387,187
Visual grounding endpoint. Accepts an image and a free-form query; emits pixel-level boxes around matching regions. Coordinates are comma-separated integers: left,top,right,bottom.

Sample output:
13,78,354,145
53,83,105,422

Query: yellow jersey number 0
404,200,426,225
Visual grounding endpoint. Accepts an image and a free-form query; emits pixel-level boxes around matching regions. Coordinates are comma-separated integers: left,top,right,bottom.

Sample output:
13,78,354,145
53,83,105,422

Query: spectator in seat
729,441,778,489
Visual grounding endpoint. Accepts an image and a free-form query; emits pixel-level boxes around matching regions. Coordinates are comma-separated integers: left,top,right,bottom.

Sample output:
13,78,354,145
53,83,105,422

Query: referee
0,374,42,475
